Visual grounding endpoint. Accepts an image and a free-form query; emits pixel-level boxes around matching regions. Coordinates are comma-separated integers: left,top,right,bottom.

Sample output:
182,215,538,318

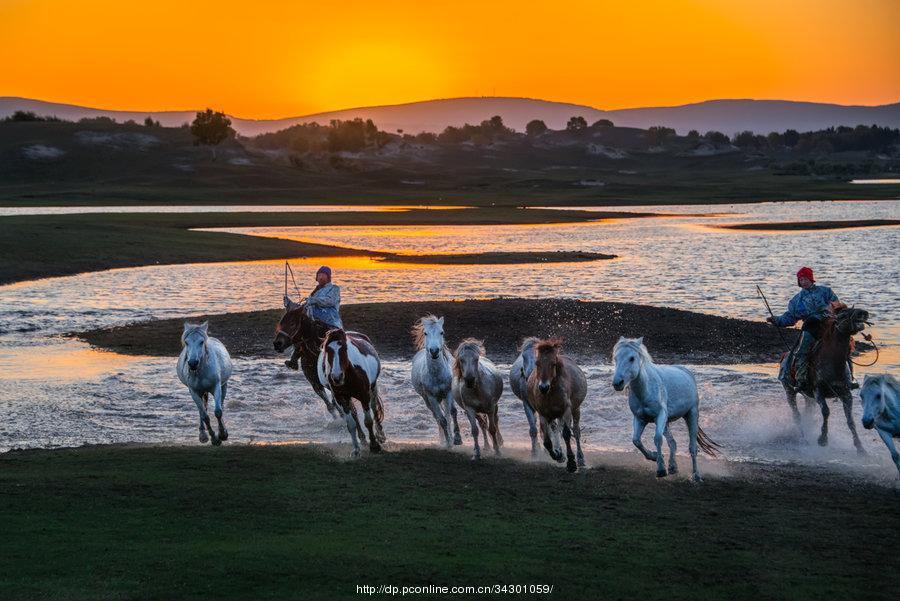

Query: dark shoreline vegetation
76,299,794,364
719,218,900,231
0,208,628,284
1,115,898,206
1,444,897,600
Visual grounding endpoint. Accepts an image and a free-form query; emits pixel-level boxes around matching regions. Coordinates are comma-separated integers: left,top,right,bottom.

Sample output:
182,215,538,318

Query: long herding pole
756,284,790,353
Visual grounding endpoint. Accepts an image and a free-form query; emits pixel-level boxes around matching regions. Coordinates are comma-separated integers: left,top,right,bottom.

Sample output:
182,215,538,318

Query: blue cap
316,266,332,279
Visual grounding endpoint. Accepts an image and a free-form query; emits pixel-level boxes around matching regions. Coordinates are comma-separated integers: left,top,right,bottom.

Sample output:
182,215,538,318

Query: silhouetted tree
525,119,548,136
686,129,700,139
646,125,676,145
704,130,730,145
591,119,614,128
566,116,587,131
783,129,801,147
733,130,758,148
190,109,234,159
144,116,159,127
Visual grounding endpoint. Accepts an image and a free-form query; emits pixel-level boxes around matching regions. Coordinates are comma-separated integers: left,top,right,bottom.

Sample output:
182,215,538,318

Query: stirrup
849,380,860,390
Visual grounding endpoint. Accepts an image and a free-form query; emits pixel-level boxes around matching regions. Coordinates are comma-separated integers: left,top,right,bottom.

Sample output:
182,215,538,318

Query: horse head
834,306,870,337
322,328,350,386
518,337,540,381
533,338,563,394
413,314,446,360
182,321,209,371
454,338,485,389
273,305,308,353
861,374,897,430
612,336,648,391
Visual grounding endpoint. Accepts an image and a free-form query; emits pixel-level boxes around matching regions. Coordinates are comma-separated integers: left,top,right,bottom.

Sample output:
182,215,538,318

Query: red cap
796,266,815,282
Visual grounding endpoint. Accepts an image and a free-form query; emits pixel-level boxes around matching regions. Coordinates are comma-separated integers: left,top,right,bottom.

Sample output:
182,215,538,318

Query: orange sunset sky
1,0,898,119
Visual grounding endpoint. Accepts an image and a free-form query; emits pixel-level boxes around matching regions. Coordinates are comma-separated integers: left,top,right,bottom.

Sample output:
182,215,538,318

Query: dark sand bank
76,298,793,364
719,218,900,231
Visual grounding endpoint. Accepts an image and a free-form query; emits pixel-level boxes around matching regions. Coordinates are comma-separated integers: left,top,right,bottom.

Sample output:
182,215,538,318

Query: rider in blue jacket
283,266,343,370
767,266,840,390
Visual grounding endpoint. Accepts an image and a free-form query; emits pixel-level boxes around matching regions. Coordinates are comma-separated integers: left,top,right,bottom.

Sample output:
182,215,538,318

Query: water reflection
0,204,473,216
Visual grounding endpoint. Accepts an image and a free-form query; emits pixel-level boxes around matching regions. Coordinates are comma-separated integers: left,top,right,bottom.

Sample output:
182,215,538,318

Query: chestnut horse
527,338,587,472
318,328,386,457
451,339,503,460
780,307,870,452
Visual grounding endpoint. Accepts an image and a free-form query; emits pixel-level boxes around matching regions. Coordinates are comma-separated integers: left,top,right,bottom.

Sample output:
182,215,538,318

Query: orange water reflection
0,343,144,381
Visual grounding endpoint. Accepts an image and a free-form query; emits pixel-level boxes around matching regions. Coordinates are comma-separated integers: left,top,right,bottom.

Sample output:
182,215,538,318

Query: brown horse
527,338,588,472
451,339,504,460
318,328,386,457
781,307,870,452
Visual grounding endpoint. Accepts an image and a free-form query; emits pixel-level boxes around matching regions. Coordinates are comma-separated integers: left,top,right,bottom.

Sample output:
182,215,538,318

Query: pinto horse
451,339,503,460
527,338,587,472
318,328,386,457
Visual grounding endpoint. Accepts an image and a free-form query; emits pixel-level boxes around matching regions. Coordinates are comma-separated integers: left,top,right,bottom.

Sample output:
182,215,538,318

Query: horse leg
476,413,491,451
302,355,340,420
840,391,865,455
631,416,657,461
339,397,361,458
875,428,900,479
541,416,564,462
443,394,463,446
464,406,481,461
663,425,678,475
815,388,830,447
573,407,585,467
426,393,451,448
362,395,381,454
214,382,228,442
523,400,539,458
653,414,668,478
562,409,577,473
191,390,218,445
685,408,701,482
784,385,803,435
487,406,501,457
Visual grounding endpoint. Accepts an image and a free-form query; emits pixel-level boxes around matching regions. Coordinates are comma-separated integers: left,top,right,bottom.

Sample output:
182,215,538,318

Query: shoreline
719,218,900,231
75,298,793,364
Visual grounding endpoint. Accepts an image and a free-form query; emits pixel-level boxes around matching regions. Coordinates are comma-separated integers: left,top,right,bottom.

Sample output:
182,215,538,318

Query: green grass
0,445,896,600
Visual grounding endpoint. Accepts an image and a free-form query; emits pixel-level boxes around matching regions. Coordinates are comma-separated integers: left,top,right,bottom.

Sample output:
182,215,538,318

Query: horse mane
534,337,563,355
518,336,540,353
864,373,899,397
613,337,654,365
411,314,447,352
453,338,485,378
181,322,208,344
321,328,346,351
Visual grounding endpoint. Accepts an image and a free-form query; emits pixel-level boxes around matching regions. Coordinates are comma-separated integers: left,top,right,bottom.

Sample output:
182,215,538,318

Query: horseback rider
766,266,847,390
283,265,343,370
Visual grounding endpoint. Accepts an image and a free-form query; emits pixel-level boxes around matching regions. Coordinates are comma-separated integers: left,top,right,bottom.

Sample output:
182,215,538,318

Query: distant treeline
2,110,164,127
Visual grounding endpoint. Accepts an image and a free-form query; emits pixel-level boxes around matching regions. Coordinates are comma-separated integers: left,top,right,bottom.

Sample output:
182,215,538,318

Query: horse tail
372,384,385,424
696,425,723,457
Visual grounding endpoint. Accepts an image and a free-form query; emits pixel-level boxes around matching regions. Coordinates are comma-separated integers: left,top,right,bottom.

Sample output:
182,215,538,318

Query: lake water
1,200,898,478
0,204,471,216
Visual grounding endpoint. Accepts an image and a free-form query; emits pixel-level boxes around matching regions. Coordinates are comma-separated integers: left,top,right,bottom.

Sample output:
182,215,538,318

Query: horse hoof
369,441,382,454
199,432,208,443
577,456,586,468
566,460,578,473
656,468,668,478
211,437,221,447
645,452,658,462
351,449,360,459
690,474,703,484
471,453,481,461
219,430,228,442
453,434,463,446
818,436,828,447
669,464,679,475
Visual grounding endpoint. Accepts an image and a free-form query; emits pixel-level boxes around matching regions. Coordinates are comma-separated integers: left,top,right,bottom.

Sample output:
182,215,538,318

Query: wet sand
720,218,900,231
75,298,793,364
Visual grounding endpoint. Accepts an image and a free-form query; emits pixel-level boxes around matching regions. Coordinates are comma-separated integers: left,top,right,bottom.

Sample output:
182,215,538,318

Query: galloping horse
451,339,504,460
510,337,543,457
273,304,340,419
526,339,587,472
780,307,870,452
612,337,720,481
177,322,233,445
410,315,462,447
318,328,386,457
860,374,900,478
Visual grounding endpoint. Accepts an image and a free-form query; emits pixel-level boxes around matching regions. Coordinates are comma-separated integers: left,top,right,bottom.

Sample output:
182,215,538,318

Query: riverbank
76,298,792,364
0,208,635,284
0,443,895,600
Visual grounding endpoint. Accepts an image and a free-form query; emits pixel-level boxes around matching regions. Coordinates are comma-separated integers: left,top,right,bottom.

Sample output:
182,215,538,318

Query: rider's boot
794,332,813,392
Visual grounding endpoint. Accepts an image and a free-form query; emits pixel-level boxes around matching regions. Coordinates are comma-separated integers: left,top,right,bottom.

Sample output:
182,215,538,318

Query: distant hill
3,96,899,137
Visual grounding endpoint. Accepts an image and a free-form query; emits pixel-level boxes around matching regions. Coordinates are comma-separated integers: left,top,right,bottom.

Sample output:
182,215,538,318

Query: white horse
177,321,233,445
612,337,720,481
860,374,900,478
410,315,462,448
510,337,541,456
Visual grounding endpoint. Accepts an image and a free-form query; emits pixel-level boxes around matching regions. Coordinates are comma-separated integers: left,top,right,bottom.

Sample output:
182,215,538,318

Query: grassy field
0,444,896,600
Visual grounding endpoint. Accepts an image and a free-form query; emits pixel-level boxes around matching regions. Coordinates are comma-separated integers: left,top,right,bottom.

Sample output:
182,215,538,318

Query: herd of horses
176,302,900,480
